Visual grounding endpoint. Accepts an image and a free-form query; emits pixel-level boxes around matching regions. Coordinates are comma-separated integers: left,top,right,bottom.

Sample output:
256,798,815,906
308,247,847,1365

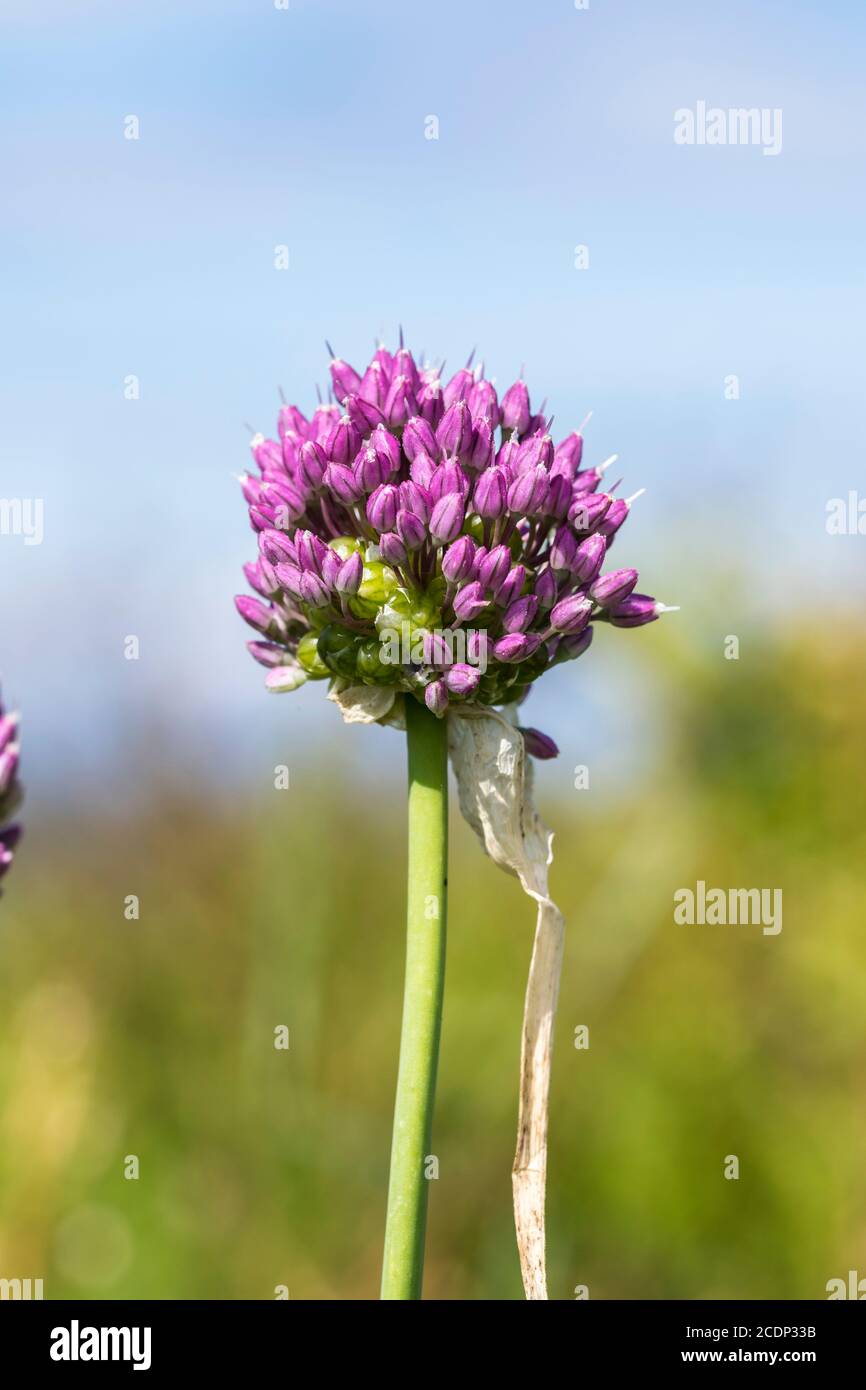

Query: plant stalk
380,697,448,1300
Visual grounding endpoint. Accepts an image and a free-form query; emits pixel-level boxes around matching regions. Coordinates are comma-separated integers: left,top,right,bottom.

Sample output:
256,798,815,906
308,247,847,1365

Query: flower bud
535,568,558,610
569,491,612,532
424,680,449,716
452,580,488,622
324,461,364,506
550,593,593,634
299,440,327,491
383,373,417,428
500,380,531,435
396,508,426,551
429,492,466,545
334,551,364,595
417,376,444,428
507,465,549,516
326,414,361,466
608,593,661,627
353,444,387,493
590,567,638,607
265,664,307,693
443,367,475,408
399,479,432,523
546,474,572,520
549,525,578,574
445,663,482,697
502,594,539,633
597,498,629,539
468,379,500,428
559,625,594,660
473,466,507,519
277,404,307,441
430,461,469,505
492,632,542,663
436,400,475,461
299,571,332,608
409,450,436,490
367,483,399,533
295,530,328,574
572,534,607,584
235,594,277,635
468,418,495,472
551,431,584,480
520,727,559,759
442,535,476,583
478,544,511,592
345,393,385,435
247,640,288,668
402,416,437,461
379,532,408,568
274,562,304,601
329,355,362,402
494,564,526,609
359,360,387,407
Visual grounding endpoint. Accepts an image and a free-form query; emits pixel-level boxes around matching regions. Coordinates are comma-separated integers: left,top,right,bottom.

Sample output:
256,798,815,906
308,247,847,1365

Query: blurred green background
1,615,864,1301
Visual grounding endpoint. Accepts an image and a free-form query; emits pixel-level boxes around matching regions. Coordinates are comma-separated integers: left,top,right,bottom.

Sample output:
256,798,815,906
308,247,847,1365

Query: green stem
380,697,448,1300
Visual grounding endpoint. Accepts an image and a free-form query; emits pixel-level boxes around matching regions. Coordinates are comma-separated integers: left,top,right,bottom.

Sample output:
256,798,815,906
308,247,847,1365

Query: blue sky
1,0,864,800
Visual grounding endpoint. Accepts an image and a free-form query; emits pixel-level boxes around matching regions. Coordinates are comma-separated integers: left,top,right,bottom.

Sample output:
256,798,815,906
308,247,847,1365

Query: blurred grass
1,616,865,1300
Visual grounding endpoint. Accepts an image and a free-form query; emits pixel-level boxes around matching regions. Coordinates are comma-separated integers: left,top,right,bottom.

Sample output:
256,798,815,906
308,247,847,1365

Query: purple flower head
235,337,665,707
0,691,22,889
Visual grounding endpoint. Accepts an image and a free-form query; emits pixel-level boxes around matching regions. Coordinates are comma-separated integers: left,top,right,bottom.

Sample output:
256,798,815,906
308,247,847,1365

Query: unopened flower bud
492,632,542,663
550,593,593,634
473,466,507,519
452,580,488,622
402,416,437,461
424,680,449,716
520,727,559,759
502,595,539,633
590,567,638,607
334,551,364,595
572,534,607,584
396,508,427,551
501,379,531,435
442,535,476,583
429,492,466,545
379,531,408,568
445,663,482,697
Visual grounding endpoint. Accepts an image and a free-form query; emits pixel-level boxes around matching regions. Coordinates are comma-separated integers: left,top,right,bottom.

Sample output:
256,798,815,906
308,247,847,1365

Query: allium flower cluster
0,693,22,887
236,339,672,745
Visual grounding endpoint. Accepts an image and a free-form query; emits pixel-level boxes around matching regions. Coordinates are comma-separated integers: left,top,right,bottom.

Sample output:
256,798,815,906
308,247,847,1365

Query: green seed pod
328,535,363,562
296,631,330,678
359,560,398,604
357,638,402,685
317,623,362,678
347,594,382,622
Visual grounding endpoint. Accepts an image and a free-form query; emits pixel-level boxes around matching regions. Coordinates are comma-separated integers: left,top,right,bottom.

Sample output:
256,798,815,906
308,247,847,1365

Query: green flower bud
317,623,361,678
347,594,382,622
359,560,398,604
297,631,330,678
357,638,402,685
328,535,363,562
